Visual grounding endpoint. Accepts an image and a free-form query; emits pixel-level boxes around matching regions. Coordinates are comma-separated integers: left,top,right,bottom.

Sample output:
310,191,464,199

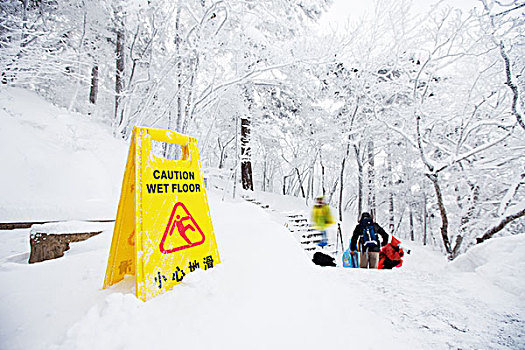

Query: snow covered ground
0,88,127,222
0,88,524,349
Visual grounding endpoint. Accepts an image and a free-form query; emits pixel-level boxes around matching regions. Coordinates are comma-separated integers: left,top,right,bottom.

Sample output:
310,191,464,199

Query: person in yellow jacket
311,196,335,246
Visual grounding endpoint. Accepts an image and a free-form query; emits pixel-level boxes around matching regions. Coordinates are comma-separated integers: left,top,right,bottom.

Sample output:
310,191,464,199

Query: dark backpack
361,218,378,249
312,252,336,267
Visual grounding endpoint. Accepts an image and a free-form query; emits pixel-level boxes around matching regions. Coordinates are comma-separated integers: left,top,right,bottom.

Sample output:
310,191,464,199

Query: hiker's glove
350,251,356,255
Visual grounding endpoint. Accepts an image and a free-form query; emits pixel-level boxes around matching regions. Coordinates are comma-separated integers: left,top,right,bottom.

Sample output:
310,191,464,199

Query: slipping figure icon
159,202,206,254
175,215,195,244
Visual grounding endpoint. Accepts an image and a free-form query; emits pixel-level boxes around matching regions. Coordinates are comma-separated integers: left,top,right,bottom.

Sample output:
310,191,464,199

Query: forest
1,0,524,260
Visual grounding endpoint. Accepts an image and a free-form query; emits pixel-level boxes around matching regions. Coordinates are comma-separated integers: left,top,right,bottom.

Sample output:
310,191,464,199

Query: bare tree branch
476,207,525,244
499,41,525,130
494,3,525,17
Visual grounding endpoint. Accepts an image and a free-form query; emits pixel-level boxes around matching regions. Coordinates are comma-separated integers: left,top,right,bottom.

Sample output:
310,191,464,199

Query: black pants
382,258,401,269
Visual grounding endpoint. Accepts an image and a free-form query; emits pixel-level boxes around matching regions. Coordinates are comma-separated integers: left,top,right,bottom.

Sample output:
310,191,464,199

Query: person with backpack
311,196,335,247
378,236,404,269
350,212,389,269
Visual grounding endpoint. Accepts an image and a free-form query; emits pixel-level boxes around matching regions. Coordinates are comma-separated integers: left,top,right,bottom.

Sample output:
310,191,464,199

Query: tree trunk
338,157,346,222
182,53,199,133
240,86,254,191
354,144,363,220
218,136,234,169
174,2,183,132
262,156,267,192
294,167,306,198
218,138,225,169
232,115,239,198
416,114,451,254
89,65,99,105
367,140,376,219
320,154,326,196
114,14,125,133
451,235,463,259
387,151,395,233
427,173,452,257
454,183,480,258
409,204,414,241
240,115,253,191
423,193,428,246
283,174,293,195
306,165,313,205
339,127,354,222
327,178,339,205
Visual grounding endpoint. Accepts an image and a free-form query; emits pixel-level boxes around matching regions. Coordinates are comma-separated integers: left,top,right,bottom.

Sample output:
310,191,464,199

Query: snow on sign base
103,126,220,301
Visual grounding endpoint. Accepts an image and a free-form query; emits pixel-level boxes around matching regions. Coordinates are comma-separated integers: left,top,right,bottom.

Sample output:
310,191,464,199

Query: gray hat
360,212,372,220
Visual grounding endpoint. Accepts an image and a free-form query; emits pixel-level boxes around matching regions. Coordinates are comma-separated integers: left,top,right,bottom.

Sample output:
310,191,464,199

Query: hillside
0,88,523,349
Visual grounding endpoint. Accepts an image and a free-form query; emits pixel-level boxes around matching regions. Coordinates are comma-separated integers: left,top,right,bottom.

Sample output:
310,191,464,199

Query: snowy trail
328,263,524,349
1,193,523,349
250,193,524,348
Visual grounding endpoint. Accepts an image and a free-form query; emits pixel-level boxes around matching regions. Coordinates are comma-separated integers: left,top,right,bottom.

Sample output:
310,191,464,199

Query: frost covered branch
476,206,525,244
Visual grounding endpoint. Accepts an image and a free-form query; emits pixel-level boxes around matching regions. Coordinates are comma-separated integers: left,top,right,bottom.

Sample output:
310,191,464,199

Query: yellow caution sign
103,126,220,301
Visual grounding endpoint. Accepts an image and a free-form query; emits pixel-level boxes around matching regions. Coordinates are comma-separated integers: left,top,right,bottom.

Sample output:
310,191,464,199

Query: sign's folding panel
103,126,220,301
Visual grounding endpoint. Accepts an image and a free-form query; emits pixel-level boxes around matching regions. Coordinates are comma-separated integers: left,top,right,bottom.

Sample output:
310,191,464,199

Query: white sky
318,0,481,33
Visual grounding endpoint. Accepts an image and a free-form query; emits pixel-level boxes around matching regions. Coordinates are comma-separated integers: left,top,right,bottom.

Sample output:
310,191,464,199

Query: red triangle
159,202,206,254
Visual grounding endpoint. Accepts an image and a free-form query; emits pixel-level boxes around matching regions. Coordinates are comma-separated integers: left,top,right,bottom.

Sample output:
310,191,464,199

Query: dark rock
29,231,101,263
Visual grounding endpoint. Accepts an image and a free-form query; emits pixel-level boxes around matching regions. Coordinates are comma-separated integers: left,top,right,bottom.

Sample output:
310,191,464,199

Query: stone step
301,238,323,245
289,229,316,234
237,196,334,257
302,233,323,238
290,222,310,227
289,220,309,225
290,218,308,223
287,214,303,218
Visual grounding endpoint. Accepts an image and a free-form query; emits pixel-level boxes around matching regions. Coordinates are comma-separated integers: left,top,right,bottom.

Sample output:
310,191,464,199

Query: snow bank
450,234,525,296
0,87,128,222
29,220,111,235
0,192,402,350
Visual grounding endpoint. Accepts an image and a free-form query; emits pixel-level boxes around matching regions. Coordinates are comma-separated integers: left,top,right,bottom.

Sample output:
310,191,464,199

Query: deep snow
0,88,524,349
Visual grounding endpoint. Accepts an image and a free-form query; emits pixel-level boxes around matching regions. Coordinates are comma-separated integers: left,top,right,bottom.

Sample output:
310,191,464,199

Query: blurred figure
350,212,389,269
311,196,335,247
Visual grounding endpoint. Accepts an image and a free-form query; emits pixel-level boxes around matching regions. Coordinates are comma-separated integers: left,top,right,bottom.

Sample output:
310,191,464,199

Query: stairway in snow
242,195,335,254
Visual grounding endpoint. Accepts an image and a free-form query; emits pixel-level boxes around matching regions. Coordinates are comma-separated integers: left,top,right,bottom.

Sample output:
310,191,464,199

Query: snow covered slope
0,88,128,221
450,234,525,297
0,88,523,349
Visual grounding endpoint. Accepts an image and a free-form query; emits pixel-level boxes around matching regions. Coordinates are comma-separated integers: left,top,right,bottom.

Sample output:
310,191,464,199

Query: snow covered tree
360,1,525,258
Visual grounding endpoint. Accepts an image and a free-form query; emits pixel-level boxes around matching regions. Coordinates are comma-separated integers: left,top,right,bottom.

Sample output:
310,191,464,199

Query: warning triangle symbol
159,202,206,254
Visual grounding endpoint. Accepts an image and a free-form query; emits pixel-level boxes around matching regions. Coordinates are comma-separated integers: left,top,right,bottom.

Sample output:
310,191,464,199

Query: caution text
146,183,201,194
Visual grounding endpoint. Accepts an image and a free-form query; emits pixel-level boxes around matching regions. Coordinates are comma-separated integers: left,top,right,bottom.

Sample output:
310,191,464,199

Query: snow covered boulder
28,221,105,263
450,234,525,296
